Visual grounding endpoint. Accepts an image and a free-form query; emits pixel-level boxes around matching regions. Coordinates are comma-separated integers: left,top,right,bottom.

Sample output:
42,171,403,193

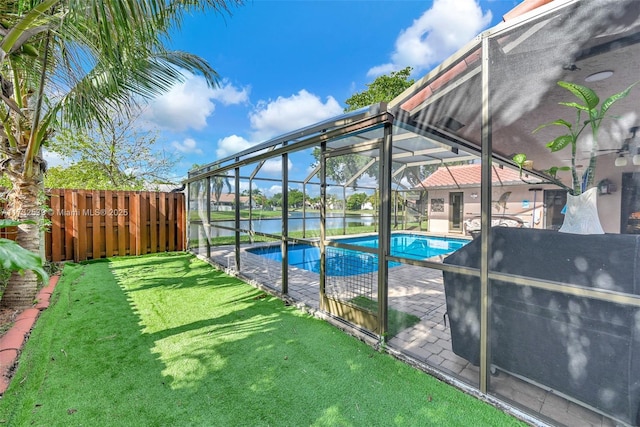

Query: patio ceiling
389,0,640,175
323,123,478,166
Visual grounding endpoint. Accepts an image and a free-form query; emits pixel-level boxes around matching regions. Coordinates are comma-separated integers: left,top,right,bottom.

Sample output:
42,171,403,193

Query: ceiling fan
555,126,639,166
595,126,639,155
611,126,640,166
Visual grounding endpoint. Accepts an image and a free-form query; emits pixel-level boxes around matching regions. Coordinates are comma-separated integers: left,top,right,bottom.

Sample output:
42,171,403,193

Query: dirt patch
0,308,22,337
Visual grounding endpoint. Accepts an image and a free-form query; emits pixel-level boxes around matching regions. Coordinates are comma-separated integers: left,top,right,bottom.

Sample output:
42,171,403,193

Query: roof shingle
417,164,525,189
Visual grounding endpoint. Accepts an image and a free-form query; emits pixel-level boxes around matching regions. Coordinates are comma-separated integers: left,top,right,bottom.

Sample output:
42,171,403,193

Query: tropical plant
312,67,415,188
211,171,232,210
344,66,414,112
269,192,283,208
0,0,241,308
0,219,47,294
287,188,304,209
241,188,268,208
513,80,635,195
346,192,367,211
44,160,145,190
46,109,179,189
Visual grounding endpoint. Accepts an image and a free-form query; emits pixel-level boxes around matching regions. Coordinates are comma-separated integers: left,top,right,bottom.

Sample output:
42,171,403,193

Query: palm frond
1,0,240,160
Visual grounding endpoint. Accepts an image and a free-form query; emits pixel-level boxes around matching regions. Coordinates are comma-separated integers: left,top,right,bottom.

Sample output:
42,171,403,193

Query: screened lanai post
248,179,253,243
377,122,393,339
303,164,321,240
393,190,398,229
319,141,327,309
206,176,211,259
248,158,269,244
282,144,289,295
235,161,241,272
342,186,347,235
479,34,493,394
302,182,306,238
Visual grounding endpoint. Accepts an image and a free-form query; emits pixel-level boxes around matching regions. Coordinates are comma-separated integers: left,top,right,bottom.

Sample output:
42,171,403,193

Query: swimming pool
246,233,469,276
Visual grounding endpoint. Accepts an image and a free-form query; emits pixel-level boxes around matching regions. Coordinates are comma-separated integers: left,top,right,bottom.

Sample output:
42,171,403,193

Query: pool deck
203,243,618,427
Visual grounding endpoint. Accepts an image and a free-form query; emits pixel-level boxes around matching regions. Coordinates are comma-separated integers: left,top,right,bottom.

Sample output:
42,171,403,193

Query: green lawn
0,253,524,426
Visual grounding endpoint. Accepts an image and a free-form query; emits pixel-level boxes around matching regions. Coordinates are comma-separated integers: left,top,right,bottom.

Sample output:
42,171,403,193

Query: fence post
64,189,74,261
92,190,101,259
118,192,127,256
104,190,114,258
50,189,63,262
176,193,185,251
129,192,141,256
159,194,167,251
168,194,175,252
149,192,157,253
139,192,148,255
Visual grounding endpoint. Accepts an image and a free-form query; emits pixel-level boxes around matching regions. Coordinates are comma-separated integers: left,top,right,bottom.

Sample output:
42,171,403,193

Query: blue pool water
247,233,468,276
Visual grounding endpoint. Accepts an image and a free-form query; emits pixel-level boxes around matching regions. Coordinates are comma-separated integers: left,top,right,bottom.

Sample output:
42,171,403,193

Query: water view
207,211,377,238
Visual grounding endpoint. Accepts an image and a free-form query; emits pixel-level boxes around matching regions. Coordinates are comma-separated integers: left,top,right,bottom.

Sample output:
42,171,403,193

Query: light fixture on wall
633,148,640,166
470,192,478,199
598,178,617,195
615,153,628,167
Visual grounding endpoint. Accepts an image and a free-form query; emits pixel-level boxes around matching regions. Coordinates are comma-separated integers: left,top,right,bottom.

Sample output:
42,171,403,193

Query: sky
112,0,522,184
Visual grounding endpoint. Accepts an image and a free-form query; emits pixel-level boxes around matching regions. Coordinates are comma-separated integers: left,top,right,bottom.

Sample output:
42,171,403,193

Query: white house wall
426,184,559,235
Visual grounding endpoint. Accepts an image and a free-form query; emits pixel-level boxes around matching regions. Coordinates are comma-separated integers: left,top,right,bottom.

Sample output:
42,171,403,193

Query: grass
203,225,382,247
0,253,524,426
349,296,421,338
203,222,426,246
199,209,381,221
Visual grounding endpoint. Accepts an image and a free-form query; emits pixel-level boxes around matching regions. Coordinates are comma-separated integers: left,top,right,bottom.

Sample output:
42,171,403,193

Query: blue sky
140,0,520,182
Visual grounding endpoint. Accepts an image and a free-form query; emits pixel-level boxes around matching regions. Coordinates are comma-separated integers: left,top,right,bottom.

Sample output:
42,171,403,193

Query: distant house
417,164,560,235
143,183,185,193
211,193,252,211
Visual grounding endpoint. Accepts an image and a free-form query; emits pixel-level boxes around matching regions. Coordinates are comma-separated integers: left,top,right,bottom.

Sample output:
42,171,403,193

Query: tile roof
213,193,250,204
417,164,526,189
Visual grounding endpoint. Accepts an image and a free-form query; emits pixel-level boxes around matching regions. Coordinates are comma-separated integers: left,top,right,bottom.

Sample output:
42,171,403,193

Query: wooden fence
1,189,185,262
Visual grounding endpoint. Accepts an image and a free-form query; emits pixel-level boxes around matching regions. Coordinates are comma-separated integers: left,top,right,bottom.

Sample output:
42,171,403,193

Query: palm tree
0,0,241,308
211,168,231,211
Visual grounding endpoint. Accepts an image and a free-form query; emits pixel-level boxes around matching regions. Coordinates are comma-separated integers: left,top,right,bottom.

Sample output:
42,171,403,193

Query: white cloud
249,90,343,141
262,158,292,175
236,180,251,194
144,74,249,132
213,89,342,161
216,135,254,159
265,185,282,197
171,138,203,154
368,0,492,77
212,79,250,105
354,173,378,190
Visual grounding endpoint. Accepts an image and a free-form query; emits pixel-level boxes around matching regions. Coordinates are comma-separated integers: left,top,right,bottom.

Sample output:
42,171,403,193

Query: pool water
247,233,468,276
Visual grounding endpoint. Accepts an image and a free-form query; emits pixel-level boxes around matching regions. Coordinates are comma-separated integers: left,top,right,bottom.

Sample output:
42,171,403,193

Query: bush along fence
1,189,185,262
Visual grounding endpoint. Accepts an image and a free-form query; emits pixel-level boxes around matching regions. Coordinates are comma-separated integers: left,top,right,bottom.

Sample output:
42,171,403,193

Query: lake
207,211,376,237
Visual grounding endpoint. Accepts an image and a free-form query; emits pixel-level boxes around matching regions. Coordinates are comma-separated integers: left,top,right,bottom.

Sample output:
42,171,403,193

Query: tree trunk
1,153,44,309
